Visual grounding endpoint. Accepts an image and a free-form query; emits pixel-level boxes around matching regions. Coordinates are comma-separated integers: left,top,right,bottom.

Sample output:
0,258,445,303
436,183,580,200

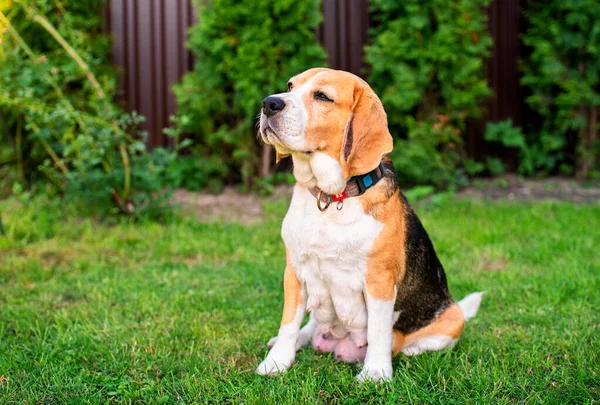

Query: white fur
457,292,485,321
309,152,346,195
256,291,307,375
357,293,395,382
401,335,458,356
283,187,383,336
258,185,386,379
266,313,317,351
291,153,315,186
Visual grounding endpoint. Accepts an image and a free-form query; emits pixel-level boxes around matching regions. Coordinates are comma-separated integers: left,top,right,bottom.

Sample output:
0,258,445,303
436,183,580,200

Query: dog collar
308,162,386,212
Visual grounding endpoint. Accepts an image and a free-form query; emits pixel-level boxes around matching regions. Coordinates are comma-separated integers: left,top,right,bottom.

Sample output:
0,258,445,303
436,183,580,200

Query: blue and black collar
309,161,386,212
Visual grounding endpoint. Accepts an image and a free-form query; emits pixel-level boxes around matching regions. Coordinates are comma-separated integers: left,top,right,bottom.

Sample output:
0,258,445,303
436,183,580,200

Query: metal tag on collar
316,189,331,212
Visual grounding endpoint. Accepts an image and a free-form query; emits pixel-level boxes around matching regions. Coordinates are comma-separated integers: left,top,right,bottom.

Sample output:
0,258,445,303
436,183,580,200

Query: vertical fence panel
152,0,165,146
107,0,194,147
125,0,138,113
487,0,522,125
320,0,369,77
136,0,154,144
466,0,523,164
108,0,125,99
164,0,183,147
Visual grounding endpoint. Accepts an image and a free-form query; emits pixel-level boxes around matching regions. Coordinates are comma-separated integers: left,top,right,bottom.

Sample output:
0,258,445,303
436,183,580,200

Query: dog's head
259,68,393,194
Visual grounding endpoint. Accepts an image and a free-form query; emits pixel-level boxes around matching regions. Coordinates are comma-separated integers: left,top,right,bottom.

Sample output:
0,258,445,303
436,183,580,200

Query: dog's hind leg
399,303,465,356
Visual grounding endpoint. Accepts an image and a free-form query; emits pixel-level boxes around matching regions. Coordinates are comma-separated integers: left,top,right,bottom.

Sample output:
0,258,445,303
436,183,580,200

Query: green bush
0,0,174,219
172,0,326,189
365,0,492,188
521,0,600,178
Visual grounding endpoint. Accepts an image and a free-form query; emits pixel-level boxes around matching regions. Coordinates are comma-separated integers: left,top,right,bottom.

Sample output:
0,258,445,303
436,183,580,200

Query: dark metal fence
105,0,523,153
106,0,196,147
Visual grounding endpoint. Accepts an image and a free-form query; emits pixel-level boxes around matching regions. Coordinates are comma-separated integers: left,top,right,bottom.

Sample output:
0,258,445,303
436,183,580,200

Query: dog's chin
259,125,274,144
261,128,297,156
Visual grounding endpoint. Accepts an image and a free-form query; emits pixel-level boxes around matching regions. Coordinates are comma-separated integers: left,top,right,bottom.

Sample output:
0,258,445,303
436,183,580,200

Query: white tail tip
458,292,485,321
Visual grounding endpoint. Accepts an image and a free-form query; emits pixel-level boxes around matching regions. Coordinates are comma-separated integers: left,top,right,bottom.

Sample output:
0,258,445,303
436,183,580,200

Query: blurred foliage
521,0,600,179
171,0,326,190
0,0,175,219
365,0,492,188
482,119,555,177
2,0,599,211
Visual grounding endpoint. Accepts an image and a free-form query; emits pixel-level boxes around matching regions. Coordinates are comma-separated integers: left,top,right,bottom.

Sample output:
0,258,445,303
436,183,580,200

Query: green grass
0,195,599,404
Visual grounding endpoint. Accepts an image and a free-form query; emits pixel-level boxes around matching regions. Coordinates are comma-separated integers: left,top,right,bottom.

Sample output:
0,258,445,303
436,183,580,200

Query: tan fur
361,187,407,301
341,81,393,179
280,251,303,325
391,305,465,355
392,330,405,356
402,304,465,346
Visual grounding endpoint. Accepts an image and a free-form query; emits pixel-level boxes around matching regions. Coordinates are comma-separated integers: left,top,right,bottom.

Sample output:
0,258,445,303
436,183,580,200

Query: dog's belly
282,186,384,337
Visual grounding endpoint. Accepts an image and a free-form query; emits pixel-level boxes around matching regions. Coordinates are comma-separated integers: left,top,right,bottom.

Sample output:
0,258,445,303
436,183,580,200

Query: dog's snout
262,96,285,117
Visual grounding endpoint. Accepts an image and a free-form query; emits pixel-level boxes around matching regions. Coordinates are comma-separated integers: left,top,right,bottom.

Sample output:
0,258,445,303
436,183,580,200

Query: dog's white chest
282,186,383,335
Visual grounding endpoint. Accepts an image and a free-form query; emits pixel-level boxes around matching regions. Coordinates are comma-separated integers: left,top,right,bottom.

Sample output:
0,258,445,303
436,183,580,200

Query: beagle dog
256,68,483,382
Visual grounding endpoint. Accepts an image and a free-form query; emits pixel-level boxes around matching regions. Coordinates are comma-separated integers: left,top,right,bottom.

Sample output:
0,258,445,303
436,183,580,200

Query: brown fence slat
152,0,165,147
109,0,125,100
322,0,338,69
466,0,523,165
164,0,182,147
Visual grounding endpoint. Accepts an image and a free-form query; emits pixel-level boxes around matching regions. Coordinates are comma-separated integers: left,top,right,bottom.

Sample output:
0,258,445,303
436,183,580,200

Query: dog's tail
457,292,485,321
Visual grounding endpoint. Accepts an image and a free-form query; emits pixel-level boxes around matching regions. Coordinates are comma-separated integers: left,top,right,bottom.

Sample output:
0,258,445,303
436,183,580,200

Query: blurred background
0,0,598,218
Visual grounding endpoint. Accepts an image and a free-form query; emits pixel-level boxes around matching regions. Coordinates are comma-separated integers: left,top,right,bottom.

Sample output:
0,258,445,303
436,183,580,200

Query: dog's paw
296,329,312,350
401,336,456,356
266,336,278,349
356,364,393,383
266,334,310,351
400,344,423,357
256,356,293,376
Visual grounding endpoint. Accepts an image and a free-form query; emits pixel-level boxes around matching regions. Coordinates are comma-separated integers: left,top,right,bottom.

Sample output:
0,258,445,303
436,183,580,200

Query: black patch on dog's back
393,193,452,333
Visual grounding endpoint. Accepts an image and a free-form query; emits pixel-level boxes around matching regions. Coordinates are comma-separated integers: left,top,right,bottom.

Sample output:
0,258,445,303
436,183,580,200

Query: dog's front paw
256,355,293,376
356,363,393,383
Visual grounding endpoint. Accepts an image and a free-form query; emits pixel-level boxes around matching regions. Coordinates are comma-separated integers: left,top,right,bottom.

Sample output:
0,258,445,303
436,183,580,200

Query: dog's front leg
256,256,306,375
357,277,396,383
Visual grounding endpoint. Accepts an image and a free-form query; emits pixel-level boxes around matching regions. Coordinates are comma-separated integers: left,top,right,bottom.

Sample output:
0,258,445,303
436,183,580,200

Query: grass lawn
0,195,598,404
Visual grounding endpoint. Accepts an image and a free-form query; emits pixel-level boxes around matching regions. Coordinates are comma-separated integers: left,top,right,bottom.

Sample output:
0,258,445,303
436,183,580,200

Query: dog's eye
314,91,333,102
287,82,293,92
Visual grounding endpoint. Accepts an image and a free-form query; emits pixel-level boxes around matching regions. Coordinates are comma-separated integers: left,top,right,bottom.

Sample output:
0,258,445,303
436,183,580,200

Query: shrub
484,120,525,175
0,0,174,219
172,0,326,189
365,0,492,188
521,0,600,178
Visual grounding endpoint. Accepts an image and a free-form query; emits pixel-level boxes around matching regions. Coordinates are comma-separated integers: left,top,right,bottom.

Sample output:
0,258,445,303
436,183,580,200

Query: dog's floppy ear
340,81,393,179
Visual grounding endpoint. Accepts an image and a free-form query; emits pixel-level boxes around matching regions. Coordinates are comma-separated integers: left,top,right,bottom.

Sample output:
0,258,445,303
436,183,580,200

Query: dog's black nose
262,96,285,117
